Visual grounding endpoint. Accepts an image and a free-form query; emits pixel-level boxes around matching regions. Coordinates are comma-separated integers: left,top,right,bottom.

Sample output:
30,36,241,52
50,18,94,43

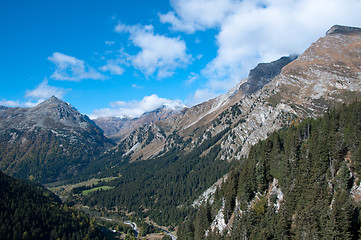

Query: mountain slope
213,25,361,160
0,171,105,240
181,100,361,239
0,96,114,183
104,25,361,165
108,55,297,162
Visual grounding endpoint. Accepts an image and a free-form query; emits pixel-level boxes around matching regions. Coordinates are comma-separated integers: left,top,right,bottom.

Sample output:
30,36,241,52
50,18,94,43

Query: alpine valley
1,25,361,239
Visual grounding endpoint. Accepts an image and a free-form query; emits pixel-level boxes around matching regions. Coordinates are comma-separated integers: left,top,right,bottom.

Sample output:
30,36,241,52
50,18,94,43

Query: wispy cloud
48,52,105,81
186,88,218,106
90,94,186,118
24,99,47,108
0,99,20,107
131,84,143,89
24,78,70,107
99,60,125,75
0,79,70,108
114,23,191,79
184,72,199,85
105,41,115,45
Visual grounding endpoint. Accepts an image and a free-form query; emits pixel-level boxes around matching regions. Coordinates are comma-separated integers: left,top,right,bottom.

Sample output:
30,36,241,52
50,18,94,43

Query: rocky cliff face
180,25,361,237
217,24,361,159
109,25,361,164
0,96,114,183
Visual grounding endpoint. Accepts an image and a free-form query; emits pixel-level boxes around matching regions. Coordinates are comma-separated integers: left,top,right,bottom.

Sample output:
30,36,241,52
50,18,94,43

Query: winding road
99,216,176,239
124,221,139,238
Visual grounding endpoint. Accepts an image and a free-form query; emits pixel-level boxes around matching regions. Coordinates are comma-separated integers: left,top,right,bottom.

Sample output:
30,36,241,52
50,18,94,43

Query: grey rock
326,25,361,36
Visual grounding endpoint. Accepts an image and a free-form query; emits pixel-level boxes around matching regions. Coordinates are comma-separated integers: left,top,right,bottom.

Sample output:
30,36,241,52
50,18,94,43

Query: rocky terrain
106,55,298,161
104,25,361,163
176,24,361,237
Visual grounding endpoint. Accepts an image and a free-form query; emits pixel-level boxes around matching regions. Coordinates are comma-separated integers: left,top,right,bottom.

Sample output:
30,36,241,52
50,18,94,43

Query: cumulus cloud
25,79,68,100
166,0,361,104
203,0,361,90
90,94,186,118
114,23,191,79
159,0,238,33
48,52,105,81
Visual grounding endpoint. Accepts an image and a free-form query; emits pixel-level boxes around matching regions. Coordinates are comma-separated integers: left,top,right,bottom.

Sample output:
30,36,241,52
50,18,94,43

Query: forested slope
179,101,361,239
79,128,233,226
0,172,105,240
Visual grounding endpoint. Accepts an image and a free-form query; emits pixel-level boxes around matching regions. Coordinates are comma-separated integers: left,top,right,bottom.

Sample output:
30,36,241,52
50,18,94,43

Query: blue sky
1,0,360,118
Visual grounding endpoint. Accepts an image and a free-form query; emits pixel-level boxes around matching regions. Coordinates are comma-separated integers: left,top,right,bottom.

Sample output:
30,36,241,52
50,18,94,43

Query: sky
1,0,361,119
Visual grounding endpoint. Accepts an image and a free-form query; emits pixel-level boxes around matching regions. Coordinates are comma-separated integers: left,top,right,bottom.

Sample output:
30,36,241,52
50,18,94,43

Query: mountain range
98,24,361,163
1,24,361,237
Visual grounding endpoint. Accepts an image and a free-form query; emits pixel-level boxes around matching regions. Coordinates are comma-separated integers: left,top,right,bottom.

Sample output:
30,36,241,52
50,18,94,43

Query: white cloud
167,0,361,104
25,79,68,100
114,23,191,79
0,100,20,107
159,0,238,33
203,0,361,90
131,84,143,89
23,79,70,107
48,52,105,81
0,79,69,108
105,41,115,45
186,88,218,106
99,60,125,75
90,94,186,118
24,99,46,108
184,72,198,85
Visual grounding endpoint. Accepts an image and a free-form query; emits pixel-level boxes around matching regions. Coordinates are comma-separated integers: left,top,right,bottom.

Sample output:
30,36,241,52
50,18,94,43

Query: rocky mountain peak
0,96,114,182
48,95,61,102
326,25,361,36
239,55,298,95
34,95,72,110
27,96,88,130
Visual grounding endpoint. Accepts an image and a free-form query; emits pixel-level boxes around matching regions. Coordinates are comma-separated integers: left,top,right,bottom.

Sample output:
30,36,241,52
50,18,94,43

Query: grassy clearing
47,176,119,197
82,186,114,196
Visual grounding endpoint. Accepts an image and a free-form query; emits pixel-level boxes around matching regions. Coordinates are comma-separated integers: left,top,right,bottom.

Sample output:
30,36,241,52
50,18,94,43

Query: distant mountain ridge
94,103,186,142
